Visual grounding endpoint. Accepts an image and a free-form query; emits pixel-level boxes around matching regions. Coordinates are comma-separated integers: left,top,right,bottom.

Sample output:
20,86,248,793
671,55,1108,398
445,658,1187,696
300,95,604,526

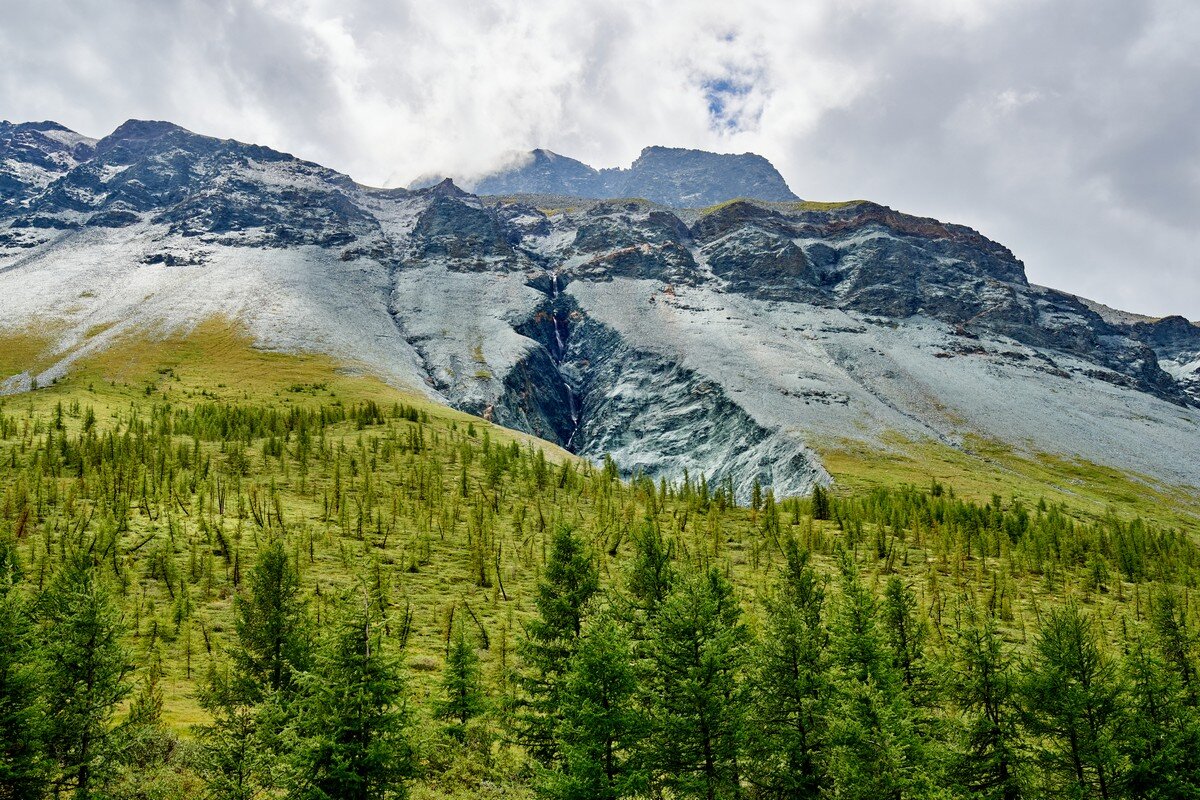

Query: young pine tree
518,524,599,765
826,554,925,800
544,615,647,800
944,601,1024,800
625,518,674,622
110,652,188,800
811,484,831,521
232,538,311,702
198,539,311,798
1021,604,1126,800
1149,587,1198,707
0,540,49,800
286,587,413,800
196,665,266,800
1118,631,1200,799
883,577,928,695
438,620,486,739
645,566,749,800
39,551,132,800
747,539,831,800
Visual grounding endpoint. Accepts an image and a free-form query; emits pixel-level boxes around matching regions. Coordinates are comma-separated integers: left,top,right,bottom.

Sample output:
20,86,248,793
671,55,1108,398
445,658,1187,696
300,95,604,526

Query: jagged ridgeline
1,330,1199,800
2,119,1200,504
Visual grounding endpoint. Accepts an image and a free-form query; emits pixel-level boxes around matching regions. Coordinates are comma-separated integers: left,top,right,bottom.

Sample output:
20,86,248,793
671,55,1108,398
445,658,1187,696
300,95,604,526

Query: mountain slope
0,119,1197,506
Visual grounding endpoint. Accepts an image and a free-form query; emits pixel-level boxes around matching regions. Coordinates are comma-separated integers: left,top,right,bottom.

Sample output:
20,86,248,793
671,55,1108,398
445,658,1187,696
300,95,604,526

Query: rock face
472,149,603,198
0,121,96,212
1,119,1198,499
1130,316,1200,402
474,145,798,207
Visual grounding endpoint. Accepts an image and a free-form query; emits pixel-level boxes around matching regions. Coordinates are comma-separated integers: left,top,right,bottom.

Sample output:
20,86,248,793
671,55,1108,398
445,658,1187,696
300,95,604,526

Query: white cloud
0,0,1197,317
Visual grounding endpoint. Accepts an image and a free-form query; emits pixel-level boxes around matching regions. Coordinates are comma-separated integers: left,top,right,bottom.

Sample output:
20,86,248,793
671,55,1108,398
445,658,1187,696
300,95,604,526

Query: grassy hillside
817,433,1200,533
2,321,1199,799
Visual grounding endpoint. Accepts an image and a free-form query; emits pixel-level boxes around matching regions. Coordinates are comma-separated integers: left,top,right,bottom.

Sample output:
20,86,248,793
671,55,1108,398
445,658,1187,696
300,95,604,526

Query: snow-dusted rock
1,118,1197,498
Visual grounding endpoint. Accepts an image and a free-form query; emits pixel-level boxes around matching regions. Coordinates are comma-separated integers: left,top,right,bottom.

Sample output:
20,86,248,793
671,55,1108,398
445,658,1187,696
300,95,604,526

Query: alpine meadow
3,4,1200,798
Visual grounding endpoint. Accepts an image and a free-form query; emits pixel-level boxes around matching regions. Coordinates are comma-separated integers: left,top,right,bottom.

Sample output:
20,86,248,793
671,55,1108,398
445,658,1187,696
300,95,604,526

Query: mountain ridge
1,118,1198,500
436,144,801,207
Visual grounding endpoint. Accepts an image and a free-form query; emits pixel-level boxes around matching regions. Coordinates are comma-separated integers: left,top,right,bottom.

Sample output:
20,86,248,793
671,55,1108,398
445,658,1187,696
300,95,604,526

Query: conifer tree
811,484,831,521
545,615,646,800
196,665,265,800
626,518,674,621
944,601,1024,800
518,524,599,764
1118,631,1200,799
883,577,928,694
1149,587,1198,706
439,621,486,739
232,538,311,701
0,539,49,800
1021,604,1126,800
39,551,132,800
285,587,413,800
826,554,924,800
198,539,310,798
645,566,748,800
111,653,185,799
747,539,830,799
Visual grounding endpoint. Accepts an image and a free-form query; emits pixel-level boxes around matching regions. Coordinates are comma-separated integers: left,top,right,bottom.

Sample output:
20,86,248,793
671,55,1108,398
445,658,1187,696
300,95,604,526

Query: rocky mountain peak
93,119,199,159
422,177,473,199
472,145,797,207
0,120,97,209
472,149,601,198
616,146,798,206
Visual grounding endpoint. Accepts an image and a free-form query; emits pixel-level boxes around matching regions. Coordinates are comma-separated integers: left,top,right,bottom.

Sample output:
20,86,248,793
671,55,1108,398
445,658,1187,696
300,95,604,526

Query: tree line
5,520,1199,799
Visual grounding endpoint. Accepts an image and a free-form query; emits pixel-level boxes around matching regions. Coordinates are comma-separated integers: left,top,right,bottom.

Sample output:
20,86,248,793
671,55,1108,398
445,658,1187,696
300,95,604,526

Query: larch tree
747,539,831,800
944,601,1024,800
518,524,599,765
231,538,311,701
545,614,647,800
826,554,926,800
1118,630,1200,800
38,551,132,800
1021,604,1126,800
285,586,413,800
645,566,749,800
198,538,311,799
438,619,486,739
0,538,49,800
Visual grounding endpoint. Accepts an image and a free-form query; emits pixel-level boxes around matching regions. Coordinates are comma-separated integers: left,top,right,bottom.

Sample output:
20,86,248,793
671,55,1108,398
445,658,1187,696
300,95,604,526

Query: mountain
469,149,605,198
1,119,1198,501
1130,315,1200,399
0,120,96,209
471,145,800,207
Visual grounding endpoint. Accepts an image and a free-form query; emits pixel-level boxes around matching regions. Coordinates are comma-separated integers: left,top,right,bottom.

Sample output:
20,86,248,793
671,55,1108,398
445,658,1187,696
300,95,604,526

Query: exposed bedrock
494,273,827,500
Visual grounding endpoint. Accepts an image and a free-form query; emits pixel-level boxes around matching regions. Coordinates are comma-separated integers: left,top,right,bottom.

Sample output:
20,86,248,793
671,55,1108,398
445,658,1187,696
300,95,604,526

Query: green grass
0,320,574,733
787,199,869,212
697,197,754,215
698,198,870,215
0,318,568,460
815,432,1200,532
0,324,60,377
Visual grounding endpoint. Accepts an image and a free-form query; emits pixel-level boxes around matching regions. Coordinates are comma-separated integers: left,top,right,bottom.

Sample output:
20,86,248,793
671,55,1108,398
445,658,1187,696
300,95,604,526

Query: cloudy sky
3,0,1198,318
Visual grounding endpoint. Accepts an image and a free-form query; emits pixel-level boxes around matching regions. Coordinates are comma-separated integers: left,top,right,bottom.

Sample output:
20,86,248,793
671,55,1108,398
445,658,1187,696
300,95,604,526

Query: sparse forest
1,385,1199,800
